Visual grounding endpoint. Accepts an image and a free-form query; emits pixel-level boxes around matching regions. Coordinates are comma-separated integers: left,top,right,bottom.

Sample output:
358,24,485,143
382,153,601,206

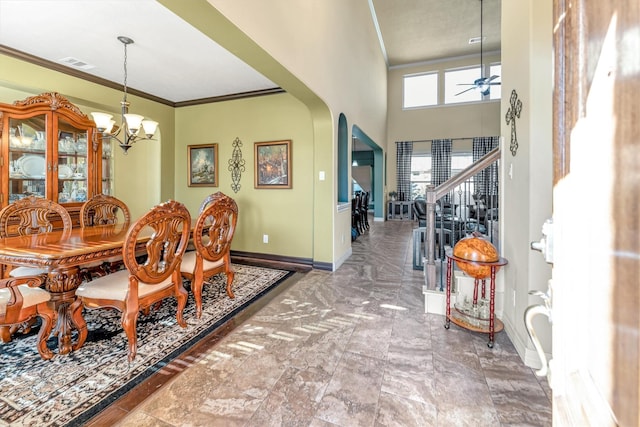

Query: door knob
530,218,554,264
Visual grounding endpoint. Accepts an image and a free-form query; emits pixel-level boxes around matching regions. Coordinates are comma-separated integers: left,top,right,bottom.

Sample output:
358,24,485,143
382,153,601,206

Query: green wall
174,93,315,259
0,54,174,221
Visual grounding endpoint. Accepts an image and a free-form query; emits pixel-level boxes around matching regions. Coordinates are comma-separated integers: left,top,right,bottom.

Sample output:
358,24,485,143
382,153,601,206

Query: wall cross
505,89,523,156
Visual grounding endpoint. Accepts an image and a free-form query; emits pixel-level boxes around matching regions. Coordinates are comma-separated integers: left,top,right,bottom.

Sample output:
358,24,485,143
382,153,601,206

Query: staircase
421,147,501,314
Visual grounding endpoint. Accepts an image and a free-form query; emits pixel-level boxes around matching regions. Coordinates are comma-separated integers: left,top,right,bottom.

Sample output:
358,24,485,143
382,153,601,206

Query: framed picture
254,140,292,189
188,144,218,187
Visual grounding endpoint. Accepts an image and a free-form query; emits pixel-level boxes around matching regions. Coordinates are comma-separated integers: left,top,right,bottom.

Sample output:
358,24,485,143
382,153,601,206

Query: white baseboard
501,313,550,371
374,216,385,222
334,247,352,271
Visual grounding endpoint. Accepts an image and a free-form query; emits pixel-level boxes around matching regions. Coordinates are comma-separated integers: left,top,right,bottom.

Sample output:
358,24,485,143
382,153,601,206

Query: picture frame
254,140,292,189
188,144,218,187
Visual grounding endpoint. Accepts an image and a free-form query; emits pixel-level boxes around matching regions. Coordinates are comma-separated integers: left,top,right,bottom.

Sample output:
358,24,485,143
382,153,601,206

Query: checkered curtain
396,141,413,201
473,136,499,196
431,139,452,187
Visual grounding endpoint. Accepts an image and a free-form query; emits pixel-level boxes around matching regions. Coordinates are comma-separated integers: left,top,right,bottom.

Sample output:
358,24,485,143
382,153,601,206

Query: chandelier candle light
91,36,158,154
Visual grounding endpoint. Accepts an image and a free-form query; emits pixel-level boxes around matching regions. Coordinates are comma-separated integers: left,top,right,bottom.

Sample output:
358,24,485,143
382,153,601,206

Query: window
403,73,438,109
489,64,502,100
403,63,501,108
410,152,474,200
445,67,482,104
444,64,502,105
410,155,431,199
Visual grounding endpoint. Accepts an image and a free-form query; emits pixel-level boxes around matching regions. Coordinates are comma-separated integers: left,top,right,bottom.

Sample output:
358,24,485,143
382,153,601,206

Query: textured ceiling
0,0,501,104
372,0,501,66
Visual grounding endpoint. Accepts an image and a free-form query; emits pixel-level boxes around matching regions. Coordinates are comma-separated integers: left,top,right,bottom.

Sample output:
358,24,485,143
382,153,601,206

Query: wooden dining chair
0,195,73,278
0,196,71,344
79,194,131,278
0,275,55,359
181,192,238,318
71,200,191,362
198,192,218,214
80,194,131,227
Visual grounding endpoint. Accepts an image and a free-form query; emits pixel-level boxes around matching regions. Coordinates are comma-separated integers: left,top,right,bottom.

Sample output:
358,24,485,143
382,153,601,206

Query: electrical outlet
263,234,269,244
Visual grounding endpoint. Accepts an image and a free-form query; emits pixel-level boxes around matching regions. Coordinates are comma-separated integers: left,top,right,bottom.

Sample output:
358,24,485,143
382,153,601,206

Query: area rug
0,264,293,427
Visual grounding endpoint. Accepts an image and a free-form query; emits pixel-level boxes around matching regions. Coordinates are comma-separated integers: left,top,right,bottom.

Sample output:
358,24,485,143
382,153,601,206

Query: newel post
424,185,437,290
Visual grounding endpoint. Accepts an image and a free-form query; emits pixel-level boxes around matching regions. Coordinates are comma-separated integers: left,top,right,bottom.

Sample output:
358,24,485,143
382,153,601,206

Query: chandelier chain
123,42,128,102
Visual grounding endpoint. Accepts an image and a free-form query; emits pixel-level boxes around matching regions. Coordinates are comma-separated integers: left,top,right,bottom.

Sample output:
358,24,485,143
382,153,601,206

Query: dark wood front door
551,1,639,425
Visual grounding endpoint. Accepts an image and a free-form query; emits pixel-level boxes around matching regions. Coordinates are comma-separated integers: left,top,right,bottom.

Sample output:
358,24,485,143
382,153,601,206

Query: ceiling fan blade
487,75,500,82
455,87,477,96
456,83,478,86
488,82,501,85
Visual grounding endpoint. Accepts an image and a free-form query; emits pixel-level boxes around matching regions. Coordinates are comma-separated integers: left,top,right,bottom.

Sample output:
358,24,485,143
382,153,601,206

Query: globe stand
444,248,508,348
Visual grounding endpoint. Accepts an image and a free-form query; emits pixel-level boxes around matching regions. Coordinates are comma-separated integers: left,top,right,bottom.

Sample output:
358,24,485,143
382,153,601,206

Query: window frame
402,72,439,110
410,151,474,200
403,62,501,109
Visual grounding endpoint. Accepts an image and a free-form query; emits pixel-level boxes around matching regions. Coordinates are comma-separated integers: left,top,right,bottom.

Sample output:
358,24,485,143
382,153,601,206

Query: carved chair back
80,194,131,227
0,196,72,238
193,192,238,264
123,199,191,285
198,192,217,214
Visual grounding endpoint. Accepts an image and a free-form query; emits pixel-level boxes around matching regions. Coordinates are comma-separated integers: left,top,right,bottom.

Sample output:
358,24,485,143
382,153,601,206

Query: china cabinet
0,93,112,225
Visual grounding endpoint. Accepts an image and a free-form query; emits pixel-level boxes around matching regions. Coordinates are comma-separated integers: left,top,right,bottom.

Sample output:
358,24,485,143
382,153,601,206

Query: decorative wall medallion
228,137,245,193
505,89,523,156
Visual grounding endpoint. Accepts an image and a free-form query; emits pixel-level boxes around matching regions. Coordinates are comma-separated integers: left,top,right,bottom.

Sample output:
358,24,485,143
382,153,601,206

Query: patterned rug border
0,264,294,427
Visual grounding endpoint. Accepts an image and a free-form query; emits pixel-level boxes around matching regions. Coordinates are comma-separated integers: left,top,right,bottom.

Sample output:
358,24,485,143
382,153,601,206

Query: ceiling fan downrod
480,0,484,81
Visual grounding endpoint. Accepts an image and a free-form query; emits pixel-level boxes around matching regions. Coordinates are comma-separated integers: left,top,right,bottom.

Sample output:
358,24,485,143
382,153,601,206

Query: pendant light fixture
91,36,158,154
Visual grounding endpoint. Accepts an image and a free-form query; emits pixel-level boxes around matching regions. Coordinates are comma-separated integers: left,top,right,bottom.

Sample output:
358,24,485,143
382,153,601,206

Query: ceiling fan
455,0,500,97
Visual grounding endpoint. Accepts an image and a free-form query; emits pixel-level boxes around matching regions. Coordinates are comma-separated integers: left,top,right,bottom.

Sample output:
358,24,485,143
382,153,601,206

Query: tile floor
89,218,552,426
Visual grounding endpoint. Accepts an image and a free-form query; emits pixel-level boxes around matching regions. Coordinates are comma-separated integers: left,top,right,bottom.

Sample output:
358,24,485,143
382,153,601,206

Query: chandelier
91,36,158,154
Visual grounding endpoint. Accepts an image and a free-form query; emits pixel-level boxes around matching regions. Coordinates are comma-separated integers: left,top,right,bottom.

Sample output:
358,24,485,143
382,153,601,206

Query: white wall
386,55,501,193
500,0,553,367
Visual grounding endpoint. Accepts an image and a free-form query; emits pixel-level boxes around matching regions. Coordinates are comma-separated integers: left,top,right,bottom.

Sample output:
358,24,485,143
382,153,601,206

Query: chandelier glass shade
91,36,158,154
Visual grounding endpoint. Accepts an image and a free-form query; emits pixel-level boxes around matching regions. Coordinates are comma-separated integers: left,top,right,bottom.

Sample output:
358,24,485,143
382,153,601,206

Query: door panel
552,1,639,425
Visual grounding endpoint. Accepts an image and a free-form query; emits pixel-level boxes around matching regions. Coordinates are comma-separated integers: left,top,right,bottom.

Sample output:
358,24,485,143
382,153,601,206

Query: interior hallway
91,218,552,426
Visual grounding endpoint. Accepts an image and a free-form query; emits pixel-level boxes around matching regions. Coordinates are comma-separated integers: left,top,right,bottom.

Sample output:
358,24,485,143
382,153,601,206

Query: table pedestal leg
46,267,85,355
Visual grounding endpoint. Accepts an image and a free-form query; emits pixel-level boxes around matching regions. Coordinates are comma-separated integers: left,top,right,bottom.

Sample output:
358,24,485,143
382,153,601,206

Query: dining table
0,223,149,355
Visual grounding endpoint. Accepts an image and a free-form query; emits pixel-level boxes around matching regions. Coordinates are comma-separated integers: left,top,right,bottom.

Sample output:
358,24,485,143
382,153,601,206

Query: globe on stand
453,232,500,279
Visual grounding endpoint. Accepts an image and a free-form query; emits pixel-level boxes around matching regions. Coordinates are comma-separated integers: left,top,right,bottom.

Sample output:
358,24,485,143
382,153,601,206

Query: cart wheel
487,341,494,348
444,322,450,330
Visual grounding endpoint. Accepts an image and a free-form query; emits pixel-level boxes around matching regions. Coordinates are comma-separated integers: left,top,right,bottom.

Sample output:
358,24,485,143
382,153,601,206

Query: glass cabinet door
101,139,113,195
56,117,89,203
1,93,104,210
8,116,47,203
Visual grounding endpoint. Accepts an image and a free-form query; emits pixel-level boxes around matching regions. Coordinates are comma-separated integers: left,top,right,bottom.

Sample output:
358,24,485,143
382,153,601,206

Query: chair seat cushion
9,267,48,278
0,284,50,314
180,251,224,274
75,269,173,301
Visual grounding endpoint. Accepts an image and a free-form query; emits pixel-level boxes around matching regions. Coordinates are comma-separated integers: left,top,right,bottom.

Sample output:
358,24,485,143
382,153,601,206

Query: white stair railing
424,147,501,291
